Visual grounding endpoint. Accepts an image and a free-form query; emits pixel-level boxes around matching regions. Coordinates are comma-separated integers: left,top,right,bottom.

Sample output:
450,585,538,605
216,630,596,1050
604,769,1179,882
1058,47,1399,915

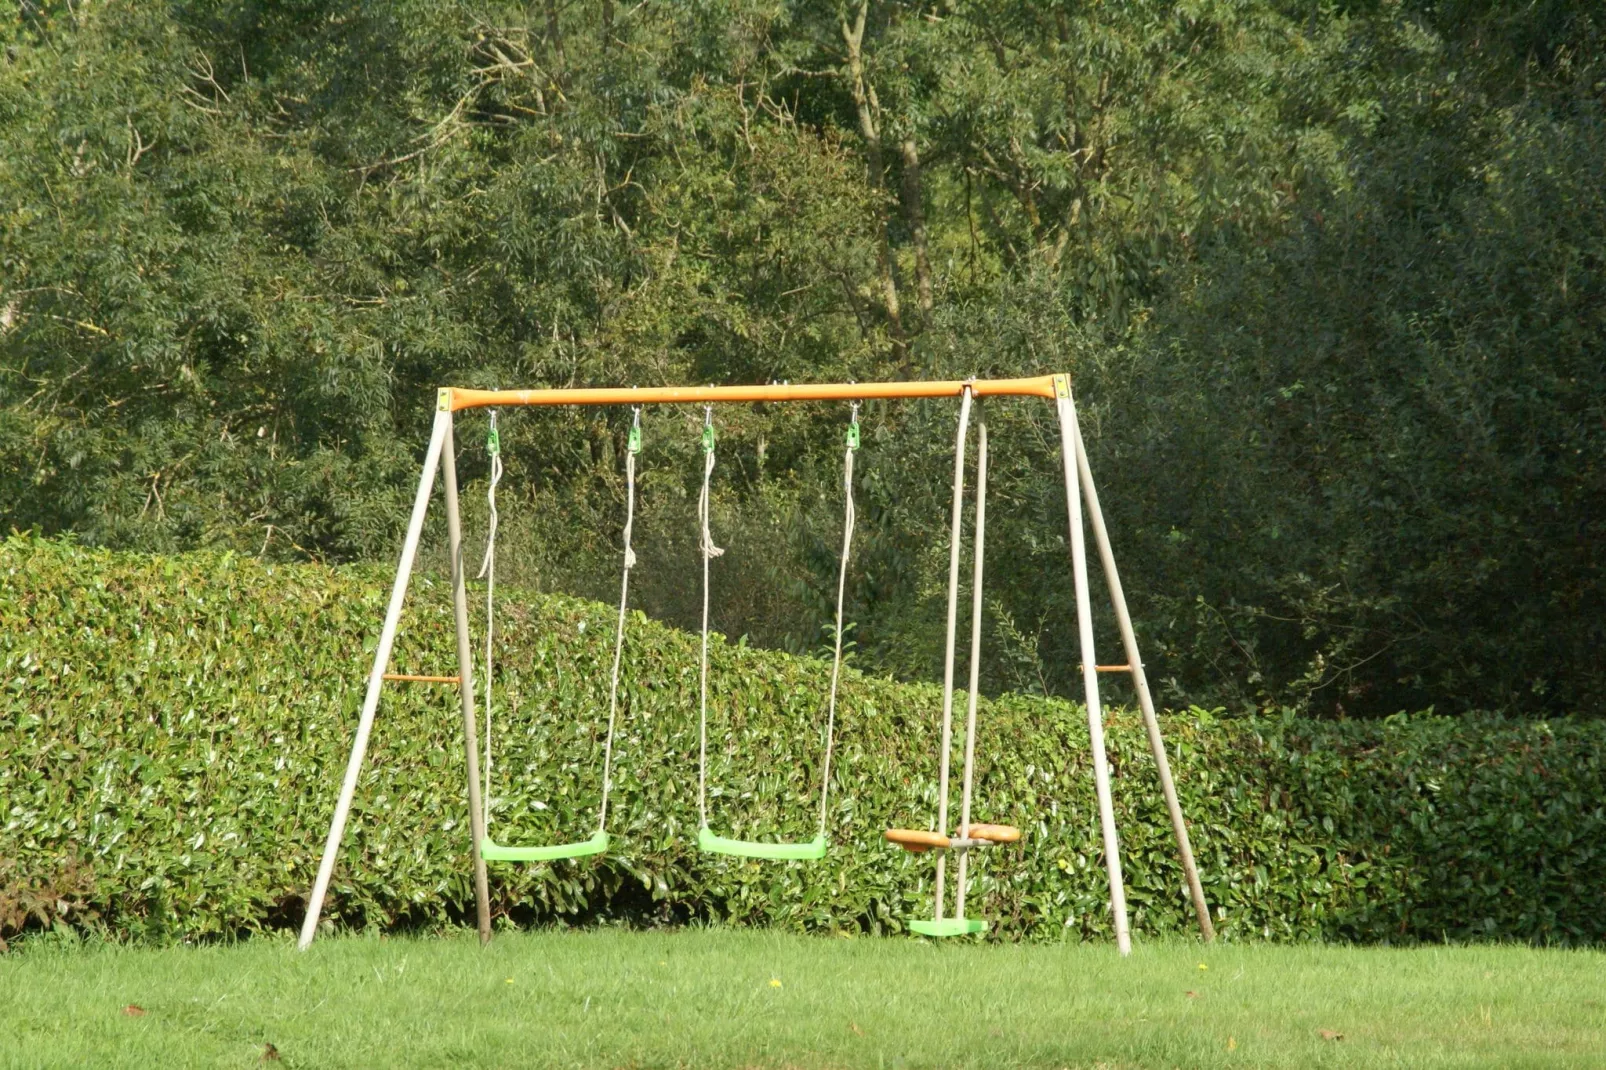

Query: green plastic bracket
485,426,500,457
480,830,608,863
701,424,716,454
697,827,827,861
846,421,860,450
908,917,988,938
627,424,642,454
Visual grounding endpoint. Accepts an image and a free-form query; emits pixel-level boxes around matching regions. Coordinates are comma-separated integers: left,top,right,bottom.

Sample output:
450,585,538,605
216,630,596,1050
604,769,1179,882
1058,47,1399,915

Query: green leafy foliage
7,2,1601,716
4,537,1603,945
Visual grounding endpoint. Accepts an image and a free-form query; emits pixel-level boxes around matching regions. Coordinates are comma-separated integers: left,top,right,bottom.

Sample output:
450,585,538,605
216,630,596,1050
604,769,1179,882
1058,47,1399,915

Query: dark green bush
3,537,1602,945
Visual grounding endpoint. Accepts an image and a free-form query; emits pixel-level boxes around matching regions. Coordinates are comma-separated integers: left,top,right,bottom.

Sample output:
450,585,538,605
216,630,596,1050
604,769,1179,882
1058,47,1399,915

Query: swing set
298,374,1213,954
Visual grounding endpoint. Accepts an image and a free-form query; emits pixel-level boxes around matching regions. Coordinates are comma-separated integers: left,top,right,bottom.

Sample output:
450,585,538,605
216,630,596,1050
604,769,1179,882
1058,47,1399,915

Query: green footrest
909,917,988,938
697,827,827,861
480,830,609,862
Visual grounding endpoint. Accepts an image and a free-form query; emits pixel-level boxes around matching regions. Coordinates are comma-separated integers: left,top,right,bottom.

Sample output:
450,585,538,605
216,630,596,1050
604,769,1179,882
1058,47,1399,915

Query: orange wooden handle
443,375,1064,412
962,823,1022,844
885,829,951,853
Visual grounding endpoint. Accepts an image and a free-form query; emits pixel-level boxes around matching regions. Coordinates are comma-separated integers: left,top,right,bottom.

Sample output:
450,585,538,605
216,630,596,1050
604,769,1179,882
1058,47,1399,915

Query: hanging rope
597,408,641,832
476,410,503,829
955,416,988,919
696,406,724,831
816,403,858,839
480,407,638,846
933,384,974,919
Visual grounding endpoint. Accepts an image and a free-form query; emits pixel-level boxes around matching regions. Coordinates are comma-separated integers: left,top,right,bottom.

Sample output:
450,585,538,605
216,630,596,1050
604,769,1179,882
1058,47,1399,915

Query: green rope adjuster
846,403,860,450
485,410,501,457
702,424,715,454
628,423,642,454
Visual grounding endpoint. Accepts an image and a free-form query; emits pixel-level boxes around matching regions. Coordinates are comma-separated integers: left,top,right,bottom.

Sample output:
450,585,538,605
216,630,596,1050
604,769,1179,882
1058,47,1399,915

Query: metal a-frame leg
299,399,494,949
1069,401,1215,941
1055,379,1132,955
441,414,493,945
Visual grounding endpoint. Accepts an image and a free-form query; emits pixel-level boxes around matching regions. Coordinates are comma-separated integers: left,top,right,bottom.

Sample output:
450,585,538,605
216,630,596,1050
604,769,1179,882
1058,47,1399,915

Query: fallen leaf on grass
122,1005,146,1017
1318,1029,1344,1042
1185,991,1197,999
849,1022,864,1036
261,1042,280,1061
1227,1036,1237,1051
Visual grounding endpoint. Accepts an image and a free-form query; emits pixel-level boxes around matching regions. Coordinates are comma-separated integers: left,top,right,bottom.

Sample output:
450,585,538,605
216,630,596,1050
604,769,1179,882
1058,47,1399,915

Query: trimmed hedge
3,536,1603,945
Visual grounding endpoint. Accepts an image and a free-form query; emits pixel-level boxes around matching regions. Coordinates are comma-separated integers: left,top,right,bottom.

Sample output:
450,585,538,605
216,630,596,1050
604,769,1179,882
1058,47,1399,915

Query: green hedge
3,537,1602,945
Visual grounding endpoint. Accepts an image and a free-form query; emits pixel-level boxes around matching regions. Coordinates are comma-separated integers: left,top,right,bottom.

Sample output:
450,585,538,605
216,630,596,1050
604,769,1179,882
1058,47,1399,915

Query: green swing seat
480,830,609,863
909,917,987,938
697,827,827,861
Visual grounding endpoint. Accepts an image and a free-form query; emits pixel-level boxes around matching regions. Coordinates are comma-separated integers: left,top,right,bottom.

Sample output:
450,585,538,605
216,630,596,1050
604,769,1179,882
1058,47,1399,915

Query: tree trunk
601,0,613,52
900,137,933,317
545,0,565,68
841,1,906,364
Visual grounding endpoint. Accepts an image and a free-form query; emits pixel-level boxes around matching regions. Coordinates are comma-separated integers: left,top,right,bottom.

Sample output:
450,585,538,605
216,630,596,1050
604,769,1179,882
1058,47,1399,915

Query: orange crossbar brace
441,374,1064,412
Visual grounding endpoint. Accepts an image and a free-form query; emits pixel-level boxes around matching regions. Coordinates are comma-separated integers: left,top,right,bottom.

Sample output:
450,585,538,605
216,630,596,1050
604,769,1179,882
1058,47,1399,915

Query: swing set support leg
1071,412,1215,942
298,405,496,950
299,407,449,951
442,414,495,946
1056,386,1132,956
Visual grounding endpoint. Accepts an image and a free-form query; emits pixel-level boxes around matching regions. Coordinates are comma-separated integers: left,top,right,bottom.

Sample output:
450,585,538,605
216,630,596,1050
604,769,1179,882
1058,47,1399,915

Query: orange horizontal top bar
442,374,1065,412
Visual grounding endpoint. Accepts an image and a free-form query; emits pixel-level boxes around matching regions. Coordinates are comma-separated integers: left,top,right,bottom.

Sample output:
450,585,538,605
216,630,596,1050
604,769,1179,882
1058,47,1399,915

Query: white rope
697,406,722,830
955,417,988,919
597,408,640,832
816,404,858,840
933,385,974,920
477,410,502,830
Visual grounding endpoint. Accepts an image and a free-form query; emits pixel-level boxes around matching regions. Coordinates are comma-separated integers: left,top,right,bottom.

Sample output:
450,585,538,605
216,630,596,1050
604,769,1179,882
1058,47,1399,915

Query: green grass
3,929,1603,1068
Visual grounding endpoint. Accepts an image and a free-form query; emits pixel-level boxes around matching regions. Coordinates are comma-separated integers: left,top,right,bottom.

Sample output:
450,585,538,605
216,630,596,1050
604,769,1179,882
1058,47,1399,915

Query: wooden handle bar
441,374,1065,412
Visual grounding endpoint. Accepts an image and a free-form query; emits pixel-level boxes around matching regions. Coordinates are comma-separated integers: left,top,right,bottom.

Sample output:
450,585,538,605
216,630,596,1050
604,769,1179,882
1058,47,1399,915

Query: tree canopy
2,0,1602,716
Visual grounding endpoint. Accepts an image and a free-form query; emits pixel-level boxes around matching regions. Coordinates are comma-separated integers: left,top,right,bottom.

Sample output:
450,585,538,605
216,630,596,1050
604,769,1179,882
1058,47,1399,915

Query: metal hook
704,405,713,428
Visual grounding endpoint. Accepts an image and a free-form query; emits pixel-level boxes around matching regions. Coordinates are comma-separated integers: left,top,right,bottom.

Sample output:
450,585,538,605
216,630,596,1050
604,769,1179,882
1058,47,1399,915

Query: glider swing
884,386,1021,936
694,405,858,862
298,376,1215,957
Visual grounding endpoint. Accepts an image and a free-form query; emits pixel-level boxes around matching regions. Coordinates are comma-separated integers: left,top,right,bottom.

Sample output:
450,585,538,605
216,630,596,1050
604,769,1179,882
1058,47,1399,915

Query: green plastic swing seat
697,827,828,861
909,917,988,938
480,830,609,863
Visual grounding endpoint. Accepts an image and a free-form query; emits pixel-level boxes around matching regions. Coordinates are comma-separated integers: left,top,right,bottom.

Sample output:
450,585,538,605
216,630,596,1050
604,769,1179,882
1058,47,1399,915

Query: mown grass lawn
2,928,1601,1068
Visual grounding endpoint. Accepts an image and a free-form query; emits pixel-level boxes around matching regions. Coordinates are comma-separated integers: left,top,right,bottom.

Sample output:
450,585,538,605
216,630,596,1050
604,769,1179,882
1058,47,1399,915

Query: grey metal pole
441,414,494,946
1056,382,1132,955
298,405,449,950
933,386,974,922
1072,414,1215,941
955,420,988,920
